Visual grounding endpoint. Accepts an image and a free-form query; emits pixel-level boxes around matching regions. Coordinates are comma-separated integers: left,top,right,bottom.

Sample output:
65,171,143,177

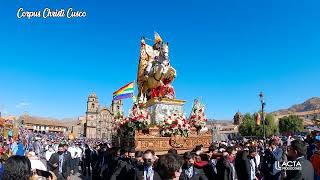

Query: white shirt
144,166,154,180
75,147,82,158
250,158,256,180
45,150,55,161
68,147,77,159
30,158,47,171
255,154,260,167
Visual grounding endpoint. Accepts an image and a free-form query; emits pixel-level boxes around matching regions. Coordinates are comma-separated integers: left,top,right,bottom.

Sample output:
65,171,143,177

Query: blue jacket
16,142,25,156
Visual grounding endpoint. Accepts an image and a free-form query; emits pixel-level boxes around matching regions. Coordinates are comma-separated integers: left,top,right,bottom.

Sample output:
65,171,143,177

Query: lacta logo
275,161,302,171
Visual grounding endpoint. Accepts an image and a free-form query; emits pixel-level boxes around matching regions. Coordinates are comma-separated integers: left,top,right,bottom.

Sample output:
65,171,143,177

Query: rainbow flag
113,82,134,100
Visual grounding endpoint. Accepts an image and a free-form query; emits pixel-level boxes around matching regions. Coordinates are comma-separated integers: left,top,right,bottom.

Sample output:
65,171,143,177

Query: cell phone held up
36,169,53,178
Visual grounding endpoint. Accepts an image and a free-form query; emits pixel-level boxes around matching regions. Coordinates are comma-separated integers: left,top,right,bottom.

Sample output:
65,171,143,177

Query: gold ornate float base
119,127,212,155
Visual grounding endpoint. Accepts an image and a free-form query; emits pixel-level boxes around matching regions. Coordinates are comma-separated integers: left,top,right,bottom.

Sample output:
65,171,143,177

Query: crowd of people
1,132,320,180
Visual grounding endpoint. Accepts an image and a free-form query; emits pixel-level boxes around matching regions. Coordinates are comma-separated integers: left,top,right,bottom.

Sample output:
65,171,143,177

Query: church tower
233,111,243,125
87,92,99,113
85,92,99,138
111,100,123,117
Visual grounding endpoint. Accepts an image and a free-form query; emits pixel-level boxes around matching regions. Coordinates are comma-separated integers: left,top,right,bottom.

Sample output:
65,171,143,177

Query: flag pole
132,80,135,100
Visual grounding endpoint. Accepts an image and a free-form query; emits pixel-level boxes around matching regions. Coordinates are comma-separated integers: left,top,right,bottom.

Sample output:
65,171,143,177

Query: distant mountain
273,97,320,115
19,114,78,127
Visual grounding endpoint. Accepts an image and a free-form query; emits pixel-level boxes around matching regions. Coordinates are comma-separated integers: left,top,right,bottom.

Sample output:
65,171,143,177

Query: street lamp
259,92,266,147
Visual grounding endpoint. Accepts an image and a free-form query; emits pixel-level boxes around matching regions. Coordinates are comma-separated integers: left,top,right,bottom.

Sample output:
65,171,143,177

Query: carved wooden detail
119,127,212,154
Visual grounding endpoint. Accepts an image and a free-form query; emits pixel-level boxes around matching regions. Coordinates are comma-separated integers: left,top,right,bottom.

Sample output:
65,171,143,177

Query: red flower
171,124,176,128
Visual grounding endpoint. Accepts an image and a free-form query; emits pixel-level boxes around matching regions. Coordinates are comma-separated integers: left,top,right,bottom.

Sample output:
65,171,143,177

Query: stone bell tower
233,111,243,125
111,100,123,117
85,92,99,138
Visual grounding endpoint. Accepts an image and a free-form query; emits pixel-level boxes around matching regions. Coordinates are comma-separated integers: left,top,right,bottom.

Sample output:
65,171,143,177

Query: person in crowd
135,149,161,180
91,144,99,175
311,139,320,180
124,148,136,166
48,144,71,180
67,143,77,175
248,147,259,180
193,145,204,155
157,153,183,180
180,151,208,180
94,144,107,180
3,155,56,180
27,151,47,172
203,144,220,179
134,151,144,167
3,155,32,180
33,139,41,156
63,144,71,158
216,147,235,180
235,147,250,180
1,143,11,161
74,143,82,174
110,150,135,180
261,139,283,180
16,139,25,156
82,144,92,176
46,145,55,162
10,140,18,156
307,136,317,160
0,159,4,179
285,139,314,180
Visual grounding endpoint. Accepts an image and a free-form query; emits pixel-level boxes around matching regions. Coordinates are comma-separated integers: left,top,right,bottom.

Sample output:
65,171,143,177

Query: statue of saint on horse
137,32,176,100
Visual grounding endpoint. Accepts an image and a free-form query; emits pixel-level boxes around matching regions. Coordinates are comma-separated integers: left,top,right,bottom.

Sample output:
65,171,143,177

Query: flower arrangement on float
128,103,151,131
157,112,191,137
189,107,207,130
189,99,208,133
113,96,151,135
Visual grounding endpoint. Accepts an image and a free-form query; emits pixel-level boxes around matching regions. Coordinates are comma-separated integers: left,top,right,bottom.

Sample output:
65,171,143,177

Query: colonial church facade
84,92,122,140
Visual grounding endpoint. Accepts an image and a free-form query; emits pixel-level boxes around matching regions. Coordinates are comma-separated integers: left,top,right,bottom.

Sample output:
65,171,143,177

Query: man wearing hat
285,139,314,180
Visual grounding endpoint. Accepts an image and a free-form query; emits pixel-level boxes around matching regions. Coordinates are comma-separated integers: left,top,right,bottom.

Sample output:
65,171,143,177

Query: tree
255,113,278,137
279,115,304,135
239,113,278,137
239,113,256,136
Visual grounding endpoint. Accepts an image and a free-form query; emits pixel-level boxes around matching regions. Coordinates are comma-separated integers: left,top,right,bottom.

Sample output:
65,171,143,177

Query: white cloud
16,102,31,109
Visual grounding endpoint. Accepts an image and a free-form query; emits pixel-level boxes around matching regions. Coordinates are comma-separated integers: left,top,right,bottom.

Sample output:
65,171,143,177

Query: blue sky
0,0,319,120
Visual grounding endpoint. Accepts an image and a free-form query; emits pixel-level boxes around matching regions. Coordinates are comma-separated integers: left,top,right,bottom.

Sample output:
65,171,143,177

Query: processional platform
117,98,212,155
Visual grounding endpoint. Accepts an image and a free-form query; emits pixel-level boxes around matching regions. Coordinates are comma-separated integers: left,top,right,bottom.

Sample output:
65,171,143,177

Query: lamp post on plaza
259,92,266,148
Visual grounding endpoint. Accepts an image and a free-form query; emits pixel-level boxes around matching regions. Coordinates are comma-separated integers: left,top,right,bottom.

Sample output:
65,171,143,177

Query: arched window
92,103,95,109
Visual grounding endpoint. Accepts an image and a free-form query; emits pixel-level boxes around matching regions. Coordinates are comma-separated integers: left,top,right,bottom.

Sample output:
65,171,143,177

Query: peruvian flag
256,113,261,125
